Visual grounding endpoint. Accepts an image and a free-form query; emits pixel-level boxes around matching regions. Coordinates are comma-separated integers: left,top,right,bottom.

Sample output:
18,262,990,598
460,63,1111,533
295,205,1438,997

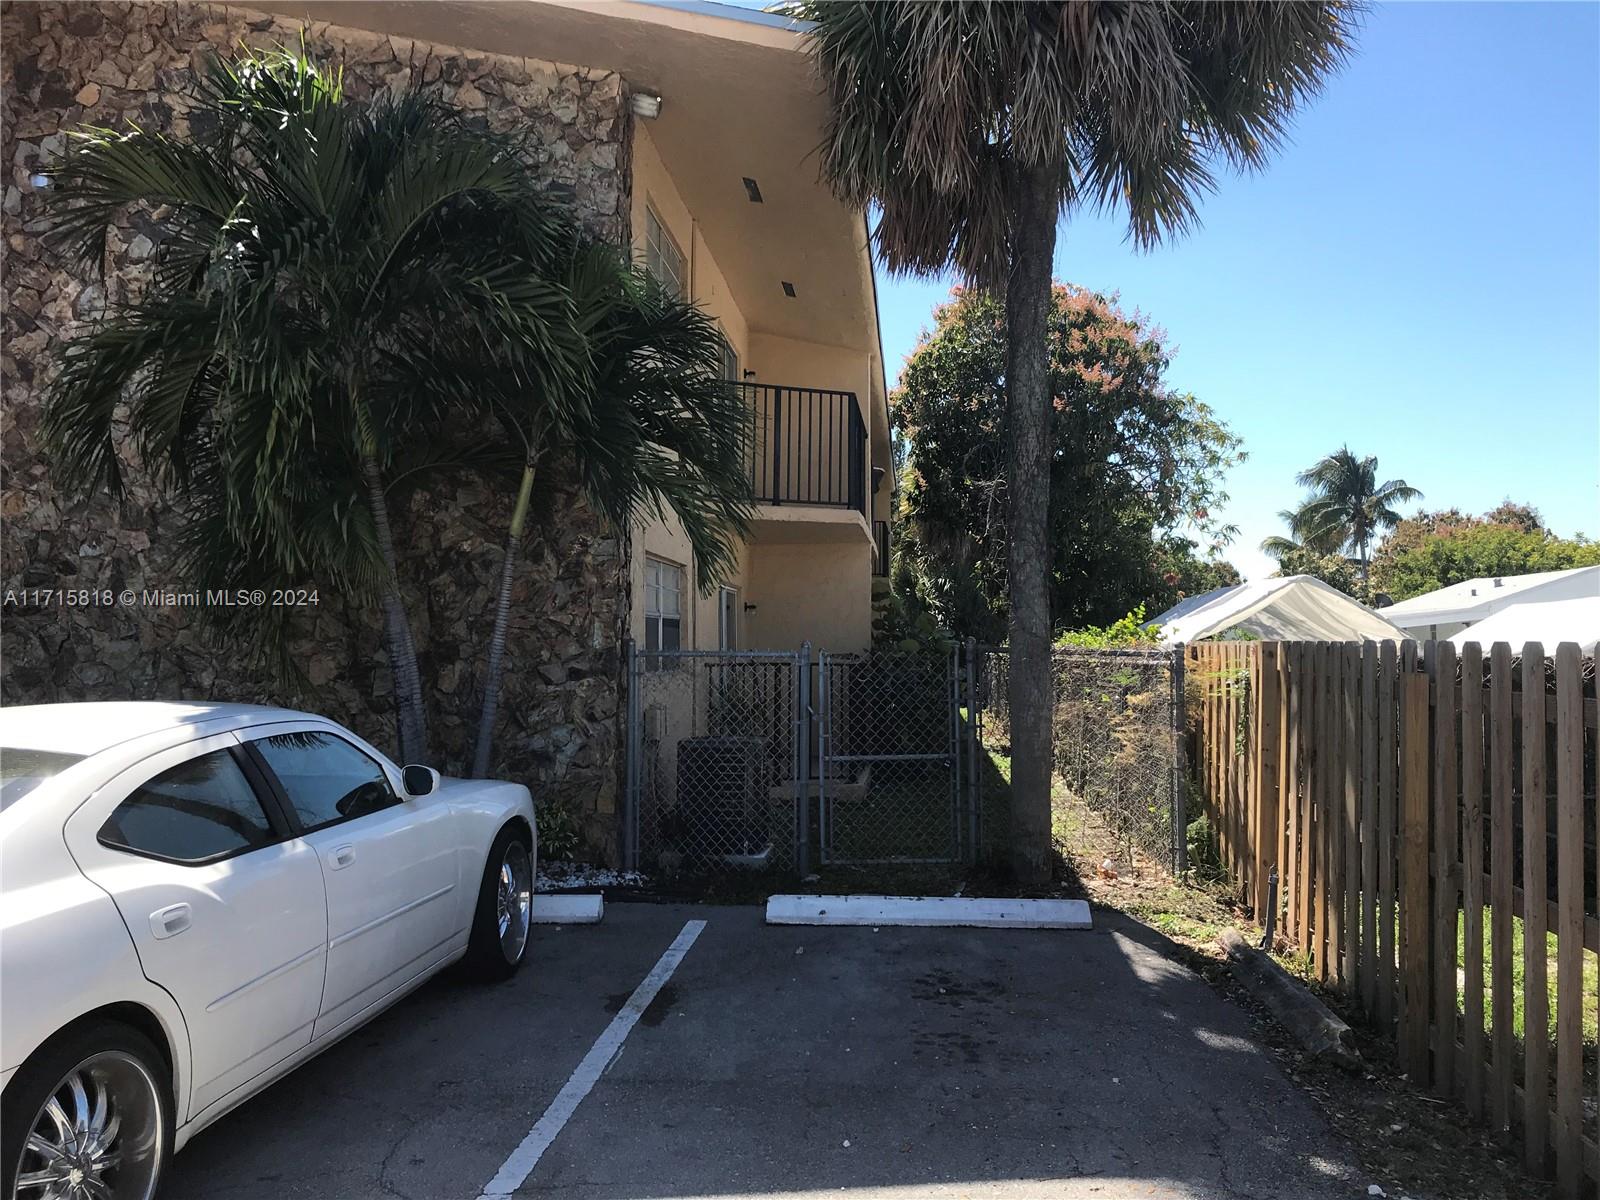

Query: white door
64,733,328,1117
242,725,462,1038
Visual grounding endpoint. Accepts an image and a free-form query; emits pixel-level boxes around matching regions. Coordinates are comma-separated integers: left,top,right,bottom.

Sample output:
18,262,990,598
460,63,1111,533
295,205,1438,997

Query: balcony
739,382,865,517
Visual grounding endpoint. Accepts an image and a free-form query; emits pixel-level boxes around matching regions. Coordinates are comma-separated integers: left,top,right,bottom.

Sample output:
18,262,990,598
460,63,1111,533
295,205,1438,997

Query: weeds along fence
975,645,1185,873
1188,639,1599,1196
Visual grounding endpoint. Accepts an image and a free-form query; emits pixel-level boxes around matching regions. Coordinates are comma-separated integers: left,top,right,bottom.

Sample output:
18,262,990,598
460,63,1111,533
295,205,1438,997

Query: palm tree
1289,447,1422,582
1259,503,1347,560
791,1,1359,884
469,247,753,776
42,45,593,763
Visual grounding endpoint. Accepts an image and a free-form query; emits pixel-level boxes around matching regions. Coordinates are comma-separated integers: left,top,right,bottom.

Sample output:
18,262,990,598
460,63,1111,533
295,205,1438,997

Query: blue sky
863,2,1600,581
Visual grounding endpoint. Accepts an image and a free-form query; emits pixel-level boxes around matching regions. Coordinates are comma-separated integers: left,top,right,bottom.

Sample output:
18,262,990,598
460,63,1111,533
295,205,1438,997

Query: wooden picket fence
1188,639,1599,1196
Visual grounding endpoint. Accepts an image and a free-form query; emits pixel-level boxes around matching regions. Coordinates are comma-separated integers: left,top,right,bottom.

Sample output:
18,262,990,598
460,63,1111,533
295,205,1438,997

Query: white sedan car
0,702,536,1200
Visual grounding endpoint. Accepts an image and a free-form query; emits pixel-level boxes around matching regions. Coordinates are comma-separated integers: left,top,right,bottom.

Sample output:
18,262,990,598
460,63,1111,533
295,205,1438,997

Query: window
99,749,275,863
644,556,684,668
253,731,397,832
1,747,84,812
718,334,740,383
644,205,686,298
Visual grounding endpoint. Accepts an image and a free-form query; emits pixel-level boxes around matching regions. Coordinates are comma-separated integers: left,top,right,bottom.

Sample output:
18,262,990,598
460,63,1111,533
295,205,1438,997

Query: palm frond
790,0,1362,278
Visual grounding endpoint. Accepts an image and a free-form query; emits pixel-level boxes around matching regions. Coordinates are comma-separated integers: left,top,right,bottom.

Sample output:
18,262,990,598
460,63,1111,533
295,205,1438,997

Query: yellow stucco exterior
627,122,888,655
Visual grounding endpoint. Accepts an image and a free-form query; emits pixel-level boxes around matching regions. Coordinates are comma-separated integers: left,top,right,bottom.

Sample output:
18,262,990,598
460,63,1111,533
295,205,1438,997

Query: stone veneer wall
1,1,634,858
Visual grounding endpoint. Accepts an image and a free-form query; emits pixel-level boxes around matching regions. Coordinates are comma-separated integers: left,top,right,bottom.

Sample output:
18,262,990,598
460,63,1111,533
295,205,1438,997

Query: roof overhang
243,1,887,435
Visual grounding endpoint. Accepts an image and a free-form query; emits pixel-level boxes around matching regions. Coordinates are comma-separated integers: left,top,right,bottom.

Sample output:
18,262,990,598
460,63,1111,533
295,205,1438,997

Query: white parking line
477,919,707,1198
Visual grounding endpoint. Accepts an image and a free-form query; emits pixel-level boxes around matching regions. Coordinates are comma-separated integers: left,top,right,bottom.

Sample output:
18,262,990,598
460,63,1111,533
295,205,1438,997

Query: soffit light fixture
781,281,796,297
742,177,764,203
630,93,662,119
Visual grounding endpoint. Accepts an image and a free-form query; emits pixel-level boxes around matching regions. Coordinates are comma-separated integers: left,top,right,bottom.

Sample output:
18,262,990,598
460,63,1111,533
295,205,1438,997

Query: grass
986,744,1223,925
1455,910,1599,1057
824,760,962,863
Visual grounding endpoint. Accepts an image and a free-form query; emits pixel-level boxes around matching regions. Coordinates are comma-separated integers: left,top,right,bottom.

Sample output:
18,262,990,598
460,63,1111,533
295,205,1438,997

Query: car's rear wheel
2,1021,170,1200
463,825,534,981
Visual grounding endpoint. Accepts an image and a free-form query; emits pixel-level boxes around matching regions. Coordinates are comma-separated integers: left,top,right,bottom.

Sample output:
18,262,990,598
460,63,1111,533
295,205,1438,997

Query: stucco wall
624,125,877,655
1,1,634,856
745,537,872,652
627,121,753,652
631,123,750,369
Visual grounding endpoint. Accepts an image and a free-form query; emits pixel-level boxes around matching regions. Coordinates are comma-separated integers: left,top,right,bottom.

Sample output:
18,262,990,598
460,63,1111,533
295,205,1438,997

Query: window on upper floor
644,205,686,299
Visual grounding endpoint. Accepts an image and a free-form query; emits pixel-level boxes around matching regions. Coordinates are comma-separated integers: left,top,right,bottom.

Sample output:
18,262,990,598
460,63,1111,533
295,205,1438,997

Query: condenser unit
675,736,769,866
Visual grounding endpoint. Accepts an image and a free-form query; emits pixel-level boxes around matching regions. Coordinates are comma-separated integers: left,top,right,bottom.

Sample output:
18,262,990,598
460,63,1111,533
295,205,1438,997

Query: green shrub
535,793,584,862
1185,811,1226,882
1054,605,1162,649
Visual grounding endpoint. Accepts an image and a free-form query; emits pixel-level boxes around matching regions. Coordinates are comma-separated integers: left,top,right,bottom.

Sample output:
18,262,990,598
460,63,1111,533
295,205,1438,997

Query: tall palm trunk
472,461,537,778
1003,163,1060,887
362,455,429,763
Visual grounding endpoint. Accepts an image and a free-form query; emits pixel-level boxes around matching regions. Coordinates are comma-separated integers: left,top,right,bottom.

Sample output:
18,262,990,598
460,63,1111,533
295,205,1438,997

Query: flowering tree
892,285,1242,642
1372,504,1600,600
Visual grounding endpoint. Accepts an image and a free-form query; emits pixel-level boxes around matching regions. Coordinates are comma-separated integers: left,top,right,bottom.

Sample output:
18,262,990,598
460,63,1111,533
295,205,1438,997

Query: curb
1218,928,1361,1070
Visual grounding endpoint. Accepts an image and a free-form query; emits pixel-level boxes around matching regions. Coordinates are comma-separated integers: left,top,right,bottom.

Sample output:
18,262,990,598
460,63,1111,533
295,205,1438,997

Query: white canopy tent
1149,575,1410,645
1447,596,1599,655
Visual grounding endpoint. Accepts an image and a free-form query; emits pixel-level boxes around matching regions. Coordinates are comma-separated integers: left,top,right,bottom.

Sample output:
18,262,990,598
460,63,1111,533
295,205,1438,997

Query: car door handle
328,844,356,870
149,903,191,940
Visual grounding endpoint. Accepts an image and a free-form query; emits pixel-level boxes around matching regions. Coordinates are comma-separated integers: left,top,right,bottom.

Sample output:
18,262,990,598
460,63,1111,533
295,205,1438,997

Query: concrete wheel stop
765,893,1092,929
533,893,605,924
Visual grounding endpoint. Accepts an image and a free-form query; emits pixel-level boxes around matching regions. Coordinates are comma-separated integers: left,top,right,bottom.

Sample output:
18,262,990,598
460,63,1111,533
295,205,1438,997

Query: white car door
63,732,328,1117
239,723,462,1039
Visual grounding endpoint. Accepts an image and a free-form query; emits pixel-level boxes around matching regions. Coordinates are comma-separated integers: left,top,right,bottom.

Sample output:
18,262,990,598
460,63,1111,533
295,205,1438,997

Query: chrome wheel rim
496,840,532,965
13,1051,163,1200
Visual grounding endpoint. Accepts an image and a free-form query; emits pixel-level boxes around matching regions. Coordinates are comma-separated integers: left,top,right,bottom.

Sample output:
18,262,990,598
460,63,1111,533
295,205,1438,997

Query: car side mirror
401,764,439,798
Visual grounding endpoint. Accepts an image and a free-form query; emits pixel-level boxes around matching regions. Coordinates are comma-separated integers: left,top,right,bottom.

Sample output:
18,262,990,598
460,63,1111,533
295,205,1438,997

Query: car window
99,749,276,863
0,747,85,812
253,731,397,832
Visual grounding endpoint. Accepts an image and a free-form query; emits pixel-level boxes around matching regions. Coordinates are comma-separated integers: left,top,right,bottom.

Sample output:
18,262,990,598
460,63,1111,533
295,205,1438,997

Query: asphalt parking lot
164,902,1362,1200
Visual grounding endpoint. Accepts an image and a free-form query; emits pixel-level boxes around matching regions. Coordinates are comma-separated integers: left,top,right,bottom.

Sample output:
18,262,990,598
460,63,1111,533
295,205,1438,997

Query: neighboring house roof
1149,576,1410,645
1380,565,1600,629
1447,596,1600,655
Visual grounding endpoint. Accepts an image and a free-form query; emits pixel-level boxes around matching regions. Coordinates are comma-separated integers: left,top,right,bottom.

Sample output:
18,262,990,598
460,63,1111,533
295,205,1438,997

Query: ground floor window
645,557,683,668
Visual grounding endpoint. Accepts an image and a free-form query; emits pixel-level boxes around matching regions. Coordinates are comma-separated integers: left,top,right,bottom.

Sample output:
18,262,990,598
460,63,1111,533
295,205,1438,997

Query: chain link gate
624,644,809,874
817,648,968,865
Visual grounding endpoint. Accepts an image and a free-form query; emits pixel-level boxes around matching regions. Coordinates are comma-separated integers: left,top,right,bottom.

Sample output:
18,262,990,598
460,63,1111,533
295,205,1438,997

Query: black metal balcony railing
872,520,890,577
738,382,865,516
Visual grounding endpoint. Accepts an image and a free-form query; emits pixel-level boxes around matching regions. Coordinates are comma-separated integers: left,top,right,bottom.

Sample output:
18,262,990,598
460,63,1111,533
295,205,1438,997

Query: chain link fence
971,644,1185,873
623,640,1184,878
1051,646,1184,872
818,649,965,865
626,648,806,874
970,645,1014,865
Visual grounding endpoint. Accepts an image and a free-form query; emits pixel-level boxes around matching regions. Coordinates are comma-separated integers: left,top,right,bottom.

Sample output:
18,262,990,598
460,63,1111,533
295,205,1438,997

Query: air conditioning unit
676,736,769,867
